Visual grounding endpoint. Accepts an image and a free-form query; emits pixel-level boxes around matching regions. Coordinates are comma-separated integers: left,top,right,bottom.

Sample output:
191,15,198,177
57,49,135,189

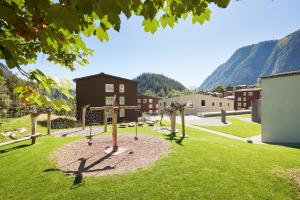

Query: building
159,94,234,115
261,71,300,144
137,95,159,115
234,88,261,110
73,73,138,122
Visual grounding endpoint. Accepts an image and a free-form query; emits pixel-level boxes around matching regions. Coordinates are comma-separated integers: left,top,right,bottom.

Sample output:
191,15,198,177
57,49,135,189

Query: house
137,95,159,115
73,73,138,122
234,88,261,110
159,94,234,115
261,71,300,144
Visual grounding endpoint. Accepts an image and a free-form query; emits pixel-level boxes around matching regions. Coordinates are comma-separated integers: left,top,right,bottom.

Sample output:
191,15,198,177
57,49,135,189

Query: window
219,102,222,107
228,103,230,107
243,97,246,101
243,103,247,107
159,103,162,106
119,96,125,105
238,103,242,107
243,92,246,96
201,100,206,107
238,97,242,101
149,104,153,109
119,109,125,117
138,104,141,109
156,104,158,108
248,92,253,96
149,99,153,103
137,99,141,103
105,84,114,92
119,84,125,93
187,101,194,108
212,102,215,106
143,99,147,103
105,96,114,105
149,110,153,114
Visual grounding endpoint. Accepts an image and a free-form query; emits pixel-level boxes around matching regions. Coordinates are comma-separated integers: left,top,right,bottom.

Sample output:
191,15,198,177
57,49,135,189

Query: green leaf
96,26,109,42
142,19,159,34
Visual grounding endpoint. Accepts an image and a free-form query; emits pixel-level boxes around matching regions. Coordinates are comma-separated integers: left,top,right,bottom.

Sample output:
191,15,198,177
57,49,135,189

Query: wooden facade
234,88,261,110
137,95,159,115
74,73,138,122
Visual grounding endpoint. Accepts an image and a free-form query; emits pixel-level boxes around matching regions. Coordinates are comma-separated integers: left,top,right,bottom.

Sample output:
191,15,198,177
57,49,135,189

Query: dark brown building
137,95,159,115
234,88,261,110
73,73,138,122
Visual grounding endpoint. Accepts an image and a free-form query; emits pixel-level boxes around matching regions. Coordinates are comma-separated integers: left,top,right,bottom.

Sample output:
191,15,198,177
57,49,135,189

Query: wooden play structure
160,102,187,138
0,108,53,147
88,95,138,153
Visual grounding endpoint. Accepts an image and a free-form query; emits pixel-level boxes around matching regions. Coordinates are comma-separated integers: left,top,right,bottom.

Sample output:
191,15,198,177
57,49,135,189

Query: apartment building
137,95,159,115
234,88,261,110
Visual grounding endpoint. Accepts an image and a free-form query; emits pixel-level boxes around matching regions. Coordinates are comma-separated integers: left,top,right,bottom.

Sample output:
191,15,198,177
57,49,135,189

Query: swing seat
137,122,144,127
146,120,156,126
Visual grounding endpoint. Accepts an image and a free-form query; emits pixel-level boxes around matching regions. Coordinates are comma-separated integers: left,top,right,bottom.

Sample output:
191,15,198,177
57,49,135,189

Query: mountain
134,73,186,97
200,29,300,90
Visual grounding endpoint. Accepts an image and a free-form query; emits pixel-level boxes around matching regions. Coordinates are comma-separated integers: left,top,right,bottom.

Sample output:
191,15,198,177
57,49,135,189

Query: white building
159,94,234,115
261,71,300,144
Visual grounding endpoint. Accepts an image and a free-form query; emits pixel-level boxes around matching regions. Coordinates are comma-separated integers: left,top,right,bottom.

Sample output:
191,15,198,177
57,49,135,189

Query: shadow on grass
163,133,185,145
0,144,31,154
44,151,115,189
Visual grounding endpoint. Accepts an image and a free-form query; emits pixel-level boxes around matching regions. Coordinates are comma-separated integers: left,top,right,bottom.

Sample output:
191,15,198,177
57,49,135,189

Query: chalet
234,88,261,110
137,95,160,115
159,94,234,115
73,73,138,122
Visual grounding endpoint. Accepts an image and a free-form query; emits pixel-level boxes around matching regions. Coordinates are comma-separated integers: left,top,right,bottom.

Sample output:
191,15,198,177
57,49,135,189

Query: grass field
0,116,300,199
197,117,261,138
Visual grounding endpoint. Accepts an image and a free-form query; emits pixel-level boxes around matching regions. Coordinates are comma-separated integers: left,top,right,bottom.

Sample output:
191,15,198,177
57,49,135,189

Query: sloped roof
73,73,137,83
261,70,300,79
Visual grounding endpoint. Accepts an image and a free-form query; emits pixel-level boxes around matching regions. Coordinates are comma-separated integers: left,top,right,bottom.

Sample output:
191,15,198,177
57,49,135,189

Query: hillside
200,29,300,90
134,73,186,97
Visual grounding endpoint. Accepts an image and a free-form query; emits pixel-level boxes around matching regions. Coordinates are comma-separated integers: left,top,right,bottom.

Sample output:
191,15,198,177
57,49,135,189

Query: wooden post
31,112,38,145
47,108,52,135
171,108,176,134
221,109,226,123
82,105,89,130
112,109,118,151
180,109,186,138
104,110,108,132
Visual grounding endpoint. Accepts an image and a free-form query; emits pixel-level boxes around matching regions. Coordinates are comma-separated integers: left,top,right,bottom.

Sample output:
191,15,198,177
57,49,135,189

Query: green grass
0,115,47,142
0,119,300,199
197,117,261,138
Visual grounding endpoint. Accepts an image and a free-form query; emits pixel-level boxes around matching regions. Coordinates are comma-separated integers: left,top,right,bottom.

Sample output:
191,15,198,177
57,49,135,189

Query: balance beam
0,134,43,147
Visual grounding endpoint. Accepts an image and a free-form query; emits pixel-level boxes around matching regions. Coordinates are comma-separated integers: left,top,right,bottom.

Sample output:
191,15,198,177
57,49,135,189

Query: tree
212,85,225,94
0,77,11,111
144,89,156,97
0,0,230,110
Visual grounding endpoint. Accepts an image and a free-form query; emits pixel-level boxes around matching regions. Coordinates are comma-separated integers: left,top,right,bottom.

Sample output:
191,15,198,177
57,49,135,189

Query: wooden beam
104,110,107,132
0,134,42,147
47,109,52,135
31,113,38,145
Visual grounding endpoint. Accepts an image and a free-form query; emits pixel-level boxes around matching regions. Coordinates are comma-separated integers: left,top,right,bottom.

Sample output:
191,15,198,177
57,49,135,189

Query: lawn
0,118,300,199
197,117,261,138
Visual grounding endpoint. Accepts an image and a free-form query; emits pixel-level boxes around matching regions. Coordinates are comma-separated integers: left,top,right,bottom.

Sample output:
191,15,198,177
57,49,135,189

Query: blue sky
16,0,300,88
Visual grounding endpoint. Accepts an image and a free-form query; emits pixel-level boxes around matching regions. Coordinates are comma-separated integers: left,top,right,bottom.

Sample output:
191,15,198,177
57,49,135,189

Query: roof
235,88,261,92
73,73,137,83
261,70,300,79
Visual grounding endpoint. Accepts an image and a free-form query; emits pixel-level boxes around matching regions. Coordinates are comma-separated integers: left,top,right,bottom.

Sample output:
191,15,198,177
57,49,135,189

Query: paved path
187,124,247,142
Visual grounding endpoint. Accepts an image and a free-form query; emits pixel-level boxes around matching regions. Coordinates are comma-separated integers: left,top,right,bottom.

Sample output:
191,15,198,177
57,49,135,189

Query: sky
15,0,300,88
